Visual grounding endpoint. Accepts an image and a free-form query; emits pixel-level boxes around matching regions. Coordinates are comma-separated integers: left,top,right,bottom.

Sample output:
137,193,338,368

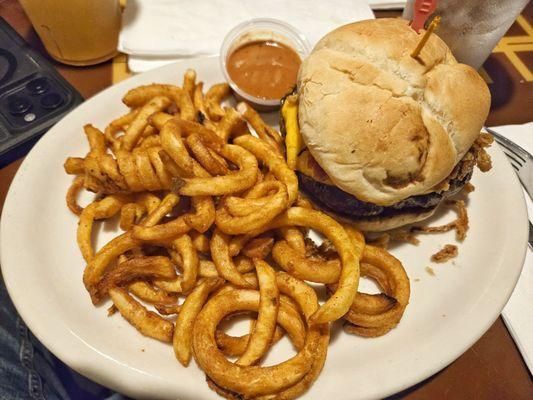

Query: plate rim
0,56,528,400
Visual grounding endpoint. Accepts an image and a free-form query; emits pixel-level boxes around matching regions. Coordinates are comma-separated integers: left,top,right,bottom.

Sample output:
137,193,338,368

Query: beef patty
298,157,474,220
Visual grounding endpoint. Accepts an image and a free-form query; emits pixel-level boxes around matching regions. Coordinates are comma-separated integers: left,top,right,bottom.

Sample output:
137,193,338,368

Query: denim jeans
0,274,128,400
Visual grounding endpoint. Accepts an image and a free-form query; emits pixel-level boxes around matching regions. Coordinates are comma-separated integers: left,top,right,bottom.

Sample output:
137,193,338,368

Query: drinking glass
403,0,529,69
18,0,121,66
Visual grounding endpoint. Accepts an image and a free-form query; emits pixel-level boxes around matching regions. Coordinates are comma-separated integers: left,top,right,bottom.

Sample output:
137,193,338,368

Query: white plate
0,56,528,400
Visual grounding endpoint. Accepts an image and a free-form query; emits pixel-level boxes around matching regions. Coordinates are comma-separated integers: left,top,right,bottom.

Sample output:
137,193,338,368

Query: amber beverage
18,0,121,66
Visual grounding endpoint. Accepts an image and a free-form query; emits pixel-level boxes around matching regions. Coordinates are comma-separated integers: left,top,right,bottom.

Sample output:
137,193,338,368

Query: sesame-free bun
297,18,490,206
317,204,438,232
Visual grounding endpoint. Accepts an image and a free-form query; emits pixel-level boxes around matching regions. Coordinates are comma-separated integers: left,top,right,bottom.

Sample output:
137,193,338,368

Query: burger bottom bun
303,196,438,232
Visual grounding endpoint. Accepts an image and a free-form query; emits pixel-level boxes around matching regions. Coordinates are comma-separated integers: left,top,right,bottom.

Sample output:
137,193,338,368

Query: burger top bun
298,18,490,206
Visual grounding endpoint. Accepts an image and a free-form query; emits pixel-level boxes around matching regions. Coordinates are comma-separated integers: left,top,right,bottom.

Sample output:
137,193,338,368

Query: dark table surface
0,1,532,399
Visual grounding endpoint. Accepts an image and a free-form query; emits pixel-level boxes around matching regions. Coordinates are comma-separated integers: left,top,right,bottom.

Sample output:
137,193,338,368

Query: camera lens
40,92,63,109
7,96,32,116
26,77,50,95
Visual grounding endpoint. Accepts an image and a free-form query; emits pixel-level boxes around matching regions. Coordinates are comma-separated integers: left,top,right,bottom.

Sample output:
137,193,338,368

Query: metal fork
485,126,533,200
485,126,533,248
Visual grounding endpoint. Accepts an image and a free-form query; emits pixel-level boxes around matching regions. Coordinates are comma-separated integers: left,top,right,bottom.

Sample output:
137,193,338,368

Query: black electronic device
0,17,83,167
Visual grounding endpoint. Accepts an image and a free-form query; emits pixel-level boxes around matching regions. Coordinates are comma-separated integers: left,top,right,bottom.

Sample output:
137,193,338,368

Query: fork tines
484,127,530,171
498,142,526,171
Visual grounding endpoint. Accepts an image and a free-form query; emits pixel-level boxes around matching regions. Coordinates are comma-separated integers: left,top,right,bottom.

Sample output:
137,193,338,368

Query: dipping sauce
227,41,301,100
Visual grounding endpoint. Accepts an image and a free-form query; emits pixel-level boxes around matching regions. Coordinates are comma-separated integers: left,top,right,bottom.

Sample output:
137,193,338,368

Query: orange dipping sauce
227,41,301,100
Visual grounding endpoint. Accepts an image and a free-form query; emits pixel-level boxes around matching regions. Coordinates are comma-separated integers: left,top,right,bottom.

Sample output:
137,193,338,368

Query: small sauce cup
220,18,311,111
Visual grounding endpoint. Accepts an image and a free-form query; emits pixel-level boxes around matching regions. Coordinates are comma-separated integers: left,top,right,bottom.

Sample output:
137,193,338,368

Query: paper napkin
119,0,375,73
493,122,533,374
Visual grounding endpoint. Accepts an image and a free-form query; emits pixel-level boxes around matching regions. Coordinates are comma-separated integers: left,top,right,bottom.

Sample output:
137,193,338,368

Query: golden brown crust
206,376,244,400
298,18,490,206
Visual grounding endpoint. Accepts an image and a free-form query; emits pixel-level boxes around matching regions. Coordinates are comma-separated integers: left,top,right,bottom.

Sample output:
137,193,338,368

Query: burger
281,18,491,232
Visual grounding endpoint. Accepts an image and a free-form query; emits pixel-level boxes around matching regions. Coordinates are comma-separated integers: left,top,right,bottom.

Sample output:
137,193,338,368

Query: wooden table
1,1,532,399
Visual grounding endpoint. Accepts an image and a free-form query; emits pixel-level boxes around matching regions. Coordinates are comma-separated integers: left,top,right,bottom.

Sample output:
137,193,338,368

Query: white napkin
494,122,533,375
119,0,375,73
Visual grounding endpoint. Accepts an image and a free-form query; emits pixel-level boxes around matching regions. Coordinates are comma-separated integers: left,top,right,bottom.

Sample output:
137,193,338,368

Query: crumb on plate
431,244,459,263
107,305,117,317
